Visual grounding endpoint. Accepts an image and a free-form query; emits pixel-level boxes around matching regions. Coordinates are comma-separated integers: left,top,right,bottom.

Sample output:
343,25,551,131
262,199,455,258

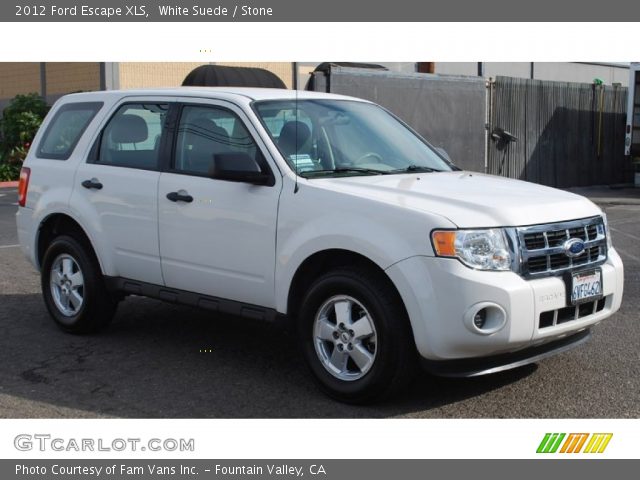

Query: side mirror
214,169,272,186
210,152,273,186
435,147,451,161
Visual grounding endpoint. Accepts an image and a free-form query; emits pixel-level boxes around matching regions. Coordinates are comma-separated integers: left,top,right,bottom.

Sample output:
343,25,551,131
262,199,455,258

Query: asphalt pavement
0,186,639,418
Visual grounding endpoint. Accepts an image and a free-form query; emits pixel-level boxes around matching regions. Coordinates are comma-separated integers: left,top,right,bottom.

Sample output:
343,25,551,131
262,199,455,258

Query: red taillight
18,167,30,207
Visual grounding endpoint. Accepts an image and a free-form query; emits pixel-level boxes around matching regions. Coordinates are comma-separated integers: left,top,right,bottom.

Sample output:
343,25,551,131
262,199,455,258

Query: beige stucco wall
118,62,293,89
118,62,204,89
0,62,41,98
45,62,101,95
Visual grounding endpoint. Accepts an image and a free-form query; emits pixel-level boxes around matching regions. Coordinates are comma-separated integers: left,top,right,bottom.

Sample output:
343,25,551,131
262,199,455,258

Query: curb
0,181,18,188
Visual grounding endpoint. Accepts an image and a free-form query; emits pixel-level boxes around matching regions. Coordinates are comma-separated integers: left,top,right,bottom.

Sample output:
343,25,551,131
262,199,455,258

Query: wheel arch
286,249,407,321
36,213,104,273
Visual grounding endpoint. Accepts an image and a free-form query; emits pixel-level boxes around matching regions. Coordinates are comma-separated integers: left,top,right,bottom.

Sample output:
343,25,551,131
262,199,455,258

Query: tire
298,266,417,403
41,235,117,334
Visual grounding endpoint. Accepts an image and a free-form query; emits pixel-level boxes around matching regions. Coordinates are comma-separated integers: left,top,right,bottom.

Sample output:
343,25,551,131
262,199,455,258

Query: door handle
166,191,194,203
81,179,103,190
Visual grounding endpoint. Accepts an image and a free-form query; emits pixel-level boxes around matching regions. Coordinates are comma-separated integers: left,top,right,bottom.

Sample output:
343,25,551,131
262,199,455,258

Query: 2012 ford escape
16,88,624,403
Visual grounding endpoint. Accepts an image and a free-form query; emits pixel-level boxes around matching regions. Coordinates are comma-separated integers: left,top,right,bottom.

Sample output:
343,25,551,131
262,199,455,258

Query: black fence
488,76,633,187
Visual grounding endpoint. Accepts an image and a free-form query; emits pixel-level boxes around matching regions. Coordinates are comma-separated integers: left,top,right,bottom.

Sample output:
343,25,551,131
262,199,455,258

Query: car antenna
294,85,299,194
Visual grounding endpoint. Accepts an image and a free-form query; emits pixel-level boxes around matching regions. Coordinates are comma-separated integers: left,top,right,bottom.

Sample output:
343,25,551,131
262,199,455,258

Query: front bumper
421,329,591,377
385,248,623,361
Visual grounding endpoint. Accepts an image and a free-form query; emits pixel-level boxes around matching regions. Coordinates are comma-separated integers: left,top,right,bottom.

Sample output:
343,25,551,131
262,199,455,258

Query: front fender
274,182,456,313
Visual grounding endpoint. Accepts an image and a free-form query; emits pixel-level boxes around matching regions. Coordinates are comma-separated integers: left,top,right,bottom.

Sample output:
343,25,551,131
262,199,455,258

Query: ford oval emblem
564,238,586,258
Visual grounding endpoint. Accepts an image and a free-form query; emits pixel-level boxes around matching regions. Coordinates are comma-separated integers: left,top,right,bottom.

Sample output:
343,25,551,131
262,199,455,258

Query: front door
158,101,281,308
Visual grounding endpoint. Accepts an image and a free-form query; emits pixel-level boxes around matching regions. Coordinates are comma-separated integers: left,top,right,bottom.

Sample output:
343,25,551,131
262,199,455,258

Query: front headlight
431,228,513,271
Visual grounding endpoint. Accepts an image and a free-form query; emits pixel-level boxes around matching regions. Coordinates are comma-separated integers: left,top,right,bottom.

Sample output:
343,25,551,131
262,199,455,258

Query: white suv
16,88,624,402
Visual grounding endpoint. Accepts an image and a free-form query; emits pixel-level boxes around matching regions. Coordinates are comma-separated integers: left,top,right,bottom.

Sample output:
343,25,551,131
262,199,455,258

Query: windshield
253,99,454,177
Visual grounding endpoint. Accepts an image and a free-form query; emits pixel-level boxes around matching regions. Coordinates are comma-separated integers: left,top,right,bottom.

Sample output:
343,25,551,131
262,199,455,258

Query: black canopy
182,65,286,89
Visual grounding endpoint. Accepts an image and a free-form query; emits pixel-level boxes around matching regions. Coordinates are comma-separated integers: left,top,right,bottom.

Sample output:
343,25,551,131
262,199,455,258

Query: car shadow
0,293,537,419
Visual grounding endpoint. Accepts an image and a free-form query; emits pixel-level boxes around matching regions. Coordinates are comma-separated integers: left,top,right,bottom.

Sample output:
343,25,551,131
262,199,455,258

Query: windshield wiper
300,167,391,177
390,165,443,173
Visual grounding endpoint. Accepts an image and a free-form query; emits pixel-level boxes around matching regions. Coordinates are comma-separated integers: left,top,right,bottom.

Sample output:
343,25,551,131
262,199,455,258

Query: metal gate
488,76,633,187
309,67,487,173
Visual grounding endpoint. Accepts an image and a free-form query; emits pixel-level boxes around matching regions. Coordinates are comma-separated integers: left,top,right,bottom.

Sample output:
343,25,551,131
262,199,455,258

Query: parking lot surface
0,187,639,418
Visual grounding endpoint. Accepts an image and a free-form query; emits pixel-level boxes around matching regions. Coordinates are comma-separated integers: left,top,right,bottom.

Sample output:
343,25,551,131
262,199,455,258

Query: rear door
157,99,282,308
72,99,172,284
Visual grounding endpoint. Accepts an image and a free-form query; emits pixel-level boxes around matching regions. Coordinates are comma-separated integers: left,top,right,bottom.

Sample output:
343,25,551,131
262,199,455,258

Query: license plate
570,269,603,305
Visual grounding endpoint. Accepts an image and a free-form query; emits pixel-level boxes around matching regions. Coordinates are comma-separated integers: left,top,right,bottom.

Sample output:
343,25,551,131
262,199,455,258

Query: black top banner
6,0,640,21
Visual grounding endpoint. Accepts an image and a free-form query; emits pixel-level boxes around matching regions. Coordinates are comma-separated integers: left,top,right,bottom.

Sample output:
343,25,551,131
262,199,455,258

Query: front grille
538,296,607,329
518,216,607,278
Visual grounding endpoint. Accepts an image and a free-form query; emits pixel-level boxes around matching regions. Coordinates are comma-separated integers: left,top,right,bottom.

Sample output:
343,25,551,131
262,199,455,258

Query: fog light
473,309,487,329
463,302,507,335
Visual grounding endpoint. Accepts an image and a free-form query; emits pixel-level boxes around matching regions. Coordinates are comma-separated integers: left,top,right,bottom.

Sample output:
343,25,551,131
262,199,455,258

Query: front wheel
298,267,416,403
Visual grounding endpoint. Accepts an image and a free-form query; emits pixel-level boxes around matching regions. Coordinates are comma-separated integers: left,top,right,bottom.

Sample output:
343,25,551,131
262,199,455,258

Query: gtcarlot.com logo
14,434,195,452
536,433,613,454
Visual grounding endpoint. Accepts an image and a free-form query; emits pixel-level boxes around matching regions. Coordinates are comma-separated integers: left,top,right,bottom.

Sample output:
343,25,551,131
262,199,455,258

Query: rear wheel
41,235,116,333
298,266,416,403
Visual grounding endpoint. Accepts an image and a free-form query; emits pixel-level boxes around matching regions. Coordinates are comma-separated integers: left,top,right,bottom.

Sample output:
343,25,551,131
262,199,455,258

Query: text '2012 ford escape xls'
16,88,624,403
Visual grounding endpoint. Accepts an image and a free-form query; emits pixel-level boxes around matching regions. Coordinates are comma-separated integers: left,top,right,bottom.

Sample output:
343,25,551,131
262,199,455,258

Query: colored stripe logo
537,433,612,453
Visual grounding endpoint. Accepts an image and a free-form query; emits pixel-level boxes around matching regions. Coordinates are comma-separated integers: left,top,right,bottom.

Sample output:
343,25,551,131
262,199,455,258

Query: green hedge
0,93,49,181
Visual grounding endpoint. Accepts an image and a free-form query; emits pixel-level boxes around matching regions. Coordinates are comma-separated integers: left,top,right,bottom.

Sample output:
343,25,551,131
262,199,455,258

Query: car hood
314,171,602,228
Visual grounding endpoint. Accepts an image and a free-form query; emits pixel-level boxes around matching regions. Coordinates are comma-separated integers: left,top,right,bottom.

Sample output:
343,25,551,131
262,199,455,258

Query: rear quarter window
37,102,103,160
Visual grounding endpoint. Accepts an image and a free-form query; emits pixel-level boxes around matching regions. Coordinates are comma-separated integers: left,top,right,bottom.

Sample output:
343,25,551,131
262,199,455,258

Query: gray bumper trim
421,329,591,377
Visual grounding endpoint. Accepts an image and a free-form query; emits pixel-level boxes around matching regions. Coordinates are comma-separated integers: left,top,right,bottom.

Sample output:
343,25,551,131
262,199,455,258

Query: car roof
58,87,371,104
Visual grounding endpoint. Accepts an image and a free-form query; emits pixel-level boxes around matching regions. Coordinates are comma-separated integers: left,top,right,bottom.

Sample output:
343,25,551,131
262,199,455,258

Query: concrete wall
0,63,41,99
0,62,101,112
484,62,532,79
118,62,204,89
296,62,317,89
45,62,101,95
434,62,533,78
431,62,476,76
534,62,629,85
0,62,296,112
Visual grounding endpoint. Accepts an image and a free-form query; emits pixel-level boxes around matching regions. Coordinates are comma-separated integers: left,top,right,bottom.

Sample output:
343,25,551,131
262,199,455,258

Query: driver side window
259,108,323,172
173,105,261,176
